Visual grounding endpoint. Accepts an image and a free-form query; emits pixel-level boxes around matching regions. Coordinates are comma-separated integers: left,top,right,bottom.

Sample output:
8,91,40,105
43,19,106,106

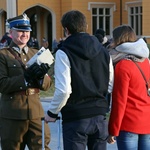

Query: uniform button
13,64,16,67
24,58,26,61
10,97,13,99
20,87,23,89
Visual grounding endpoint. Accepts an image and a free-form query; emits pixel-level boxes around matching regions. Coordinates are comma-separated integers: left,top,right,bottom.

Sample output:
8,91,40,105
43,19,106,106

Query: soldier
0,13,51,150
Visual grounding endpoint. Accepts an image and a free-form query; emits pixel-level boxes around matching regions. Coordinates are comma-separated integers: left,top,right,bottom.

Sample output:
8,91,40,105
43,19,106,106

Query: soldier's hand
40,63,50,75
24,67,34,83
28,63,50,79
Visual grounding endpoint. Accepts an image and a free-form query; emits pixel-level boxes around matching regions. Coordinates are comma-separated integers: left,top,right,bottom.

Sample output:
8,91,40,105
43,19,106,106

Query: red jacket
109,58,150,136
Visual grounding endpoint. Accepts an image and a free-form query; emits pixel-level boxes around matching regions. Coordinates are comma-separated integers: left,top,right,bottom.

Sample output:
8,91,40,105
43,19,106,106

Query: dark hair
95,28,105,37
61,10,87,34
95,34,104,43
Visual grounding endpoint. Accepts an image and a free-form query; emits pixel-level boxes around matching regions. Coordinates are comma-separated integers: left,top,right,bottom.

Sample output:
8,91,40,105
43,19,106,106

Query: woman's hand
107,135,116,144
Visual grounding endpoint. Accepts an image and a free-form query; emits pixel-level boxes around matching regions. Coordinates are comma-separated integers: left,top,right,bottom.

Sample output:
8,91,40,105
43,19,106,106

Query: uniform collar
9,41,28,54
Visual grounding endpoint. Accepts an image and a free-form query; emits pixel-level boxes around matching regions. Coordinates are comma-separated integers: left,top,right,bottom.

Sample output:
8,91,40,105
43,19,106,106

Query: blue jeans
117,131,150,150
62,115,108,150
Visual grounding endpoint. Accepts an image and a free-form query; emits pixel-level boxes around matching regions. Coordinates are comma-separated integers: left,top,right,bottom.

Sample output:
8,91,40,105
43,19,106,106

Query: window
92,8,111,35
129,6,142,35
88,2,115,36
126,1,142,36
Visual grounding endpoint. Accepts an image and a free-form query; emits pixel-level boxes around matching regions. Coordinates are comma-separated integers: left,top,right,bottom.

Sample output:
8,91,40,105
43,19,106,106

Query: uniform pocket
7,60,24,76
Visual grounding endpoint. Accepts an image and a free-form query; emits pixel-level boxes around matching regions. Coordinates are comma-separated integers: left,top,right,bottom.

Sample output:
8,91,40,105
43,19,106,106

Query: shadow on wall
147,44,150,58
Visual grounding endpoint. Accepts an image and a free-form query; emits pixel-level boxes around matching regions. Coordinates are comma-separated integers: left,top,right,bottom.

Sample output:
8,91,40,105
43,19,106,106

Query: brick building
0,0,149,49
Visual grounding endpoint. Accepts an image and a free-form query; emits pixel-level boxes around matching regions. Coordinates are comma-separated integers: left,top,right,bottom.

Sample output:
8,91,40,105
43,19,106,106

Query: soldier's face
10,29,30,47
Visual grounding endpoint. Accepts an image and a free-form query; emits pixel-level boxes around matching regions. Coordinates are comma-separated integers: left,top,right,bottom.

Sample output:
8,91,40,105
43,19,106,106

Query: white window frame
88,2,116,36
6,0,17,19
125,1,142,36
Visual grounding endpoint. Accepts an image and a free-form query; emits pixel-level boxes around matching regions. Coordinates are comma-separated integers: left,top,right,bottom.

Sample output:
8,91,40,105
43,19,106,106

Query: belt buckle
26,88,35,95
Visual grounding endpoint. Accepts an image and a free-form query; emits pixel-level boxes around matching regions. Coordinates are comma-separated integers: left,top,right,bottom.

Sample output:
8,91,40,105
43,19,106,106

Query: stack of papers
26,47,54,68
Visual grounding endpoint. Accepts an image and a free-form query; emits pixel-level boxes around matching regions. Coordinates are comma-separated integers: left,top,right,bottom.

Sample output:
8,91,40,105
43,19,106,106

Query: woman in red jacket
107,25,150,150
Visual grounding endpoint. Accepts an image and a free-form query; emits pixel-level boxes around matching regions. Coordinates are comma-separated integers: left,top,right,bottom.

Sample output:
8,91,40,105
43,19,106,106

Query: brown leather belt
16,88,39,96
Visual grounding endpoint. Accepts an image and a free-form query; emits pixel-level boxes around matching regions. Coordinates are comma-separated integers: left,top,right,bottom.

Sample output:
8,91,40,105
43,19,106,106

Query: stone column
6,0,17,32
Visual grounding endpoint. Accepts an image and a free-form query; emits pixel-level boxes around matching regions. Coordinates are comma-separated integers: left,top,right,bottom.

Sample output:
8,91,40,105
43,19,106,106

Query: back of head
61,10,87,34
95,34,104,43
112,25,137,46
42,37,49,48
95,28,105,37
7,13,32,31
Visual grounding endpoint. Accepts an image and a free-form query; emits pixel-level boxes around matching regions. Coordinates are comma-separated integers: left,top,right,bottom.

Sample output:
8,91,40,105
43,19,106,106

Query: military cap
7,13,32,31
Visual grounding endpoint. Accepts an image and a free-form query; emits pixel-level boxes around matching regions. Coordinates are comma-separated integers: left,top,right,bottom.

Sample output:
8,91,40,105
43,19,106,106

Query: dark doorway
25,6,52,49
47,14,52,50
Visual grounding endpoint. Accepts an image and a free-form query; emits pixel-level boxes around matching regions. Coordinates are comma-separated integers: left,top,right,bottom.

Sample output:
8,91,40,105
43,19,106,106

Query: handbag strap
7,48,26,70
132,60,150,89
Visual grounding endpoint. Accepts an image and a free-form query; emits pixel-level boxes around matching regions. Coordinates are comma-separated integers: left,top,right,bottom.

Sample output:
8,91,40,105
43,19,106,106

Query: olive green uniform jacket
0,42,51,120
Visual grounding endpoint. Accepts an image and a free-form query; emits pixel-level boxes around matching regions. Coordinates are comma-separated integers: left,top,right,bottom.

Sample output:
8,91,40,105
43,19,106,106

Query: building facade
0,0,149,49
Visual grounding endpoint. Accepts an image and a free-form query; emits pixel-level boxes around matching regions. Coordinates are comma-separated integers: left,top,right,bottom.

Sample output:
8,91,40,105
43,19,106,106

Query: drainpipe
120,0,122,25
16,0,18,16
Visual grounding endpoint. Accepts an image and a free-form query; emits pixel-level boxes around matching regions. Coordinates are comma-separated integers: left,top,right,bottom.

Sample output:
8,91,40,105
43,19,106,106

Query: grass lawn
40,81,55,97
40,64,55,98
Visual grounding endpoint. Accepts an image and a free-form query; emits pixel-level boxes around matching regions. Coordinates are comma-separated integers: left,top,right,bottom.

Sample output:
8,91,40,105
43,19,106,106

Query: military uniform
0,14,51,150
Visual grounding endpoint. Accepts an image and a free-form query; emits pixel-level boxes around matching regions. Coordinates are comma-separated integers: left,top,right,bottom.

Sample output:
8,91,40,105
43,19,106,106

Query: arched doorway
47,14,52,50
0,10,7,37
25,6,52,50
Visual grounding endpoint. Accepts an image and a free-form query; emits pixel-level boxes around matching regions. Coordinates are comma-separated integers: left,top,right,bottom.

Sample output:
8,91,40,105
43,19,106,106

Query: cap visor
12,27,32,31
